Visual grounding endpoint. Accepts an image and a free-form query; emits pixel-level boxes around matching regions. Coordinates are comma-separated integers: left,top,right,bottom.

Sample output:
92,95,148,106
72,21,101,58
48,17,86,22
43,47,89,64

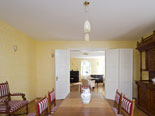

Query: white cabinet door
105,49,119,100
55,49,70,100
119,49,133,100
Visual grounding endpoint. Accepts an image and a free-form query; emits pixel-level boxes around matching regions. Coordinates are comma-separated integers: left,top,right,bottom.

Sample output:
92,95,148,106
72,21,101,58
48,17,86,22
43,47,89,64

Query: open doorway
70,50,105,94
55,48,133,100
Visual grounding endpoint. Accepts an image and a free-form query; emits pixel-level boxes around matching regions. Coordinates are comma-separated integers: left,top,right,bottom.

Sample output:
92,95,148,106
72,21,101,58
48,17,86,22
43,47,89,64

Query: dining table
53,90,115,116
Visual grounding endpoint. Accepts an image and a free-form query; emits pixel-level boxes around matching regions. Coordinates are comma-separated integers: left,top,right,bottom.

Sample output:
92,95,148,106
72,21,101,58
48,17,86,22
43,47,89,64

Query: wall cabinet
136,81,155,115
136,31,155,116
70,71,79,83
146,48,155,71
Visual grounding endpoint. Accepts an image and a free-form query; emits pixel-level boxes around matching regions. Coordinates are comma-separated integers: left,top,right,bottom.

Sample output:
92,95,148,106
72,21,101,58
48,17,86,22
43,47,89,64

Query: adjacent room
70,50,105,93
0,0,155,116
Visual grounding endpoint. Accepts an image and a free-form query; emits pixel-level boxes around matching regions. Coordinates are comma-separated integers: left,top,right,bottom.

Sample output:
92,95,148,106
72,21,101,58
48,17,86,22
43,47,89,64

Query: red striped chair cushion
0,83,10,98
27,113,52,116
81,85,90,89
27,113,36,116
49,90,55,103
80,85,91,92
122,97,132,115
0,97,8,103
37,97,48,115
0,100,28,113
115,92,121,105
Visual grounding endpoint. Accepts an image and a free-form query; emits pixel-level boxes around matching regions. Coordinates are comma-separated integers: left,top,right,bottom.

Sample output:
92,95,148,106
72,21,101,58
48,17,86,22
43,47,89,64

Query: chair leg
26,104,29,115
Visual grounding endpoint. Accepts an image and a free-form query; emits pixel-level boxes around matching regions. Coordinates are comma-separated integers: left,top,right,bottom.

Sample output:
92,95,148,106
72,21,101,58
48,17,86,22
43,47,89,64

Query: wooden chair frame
113,89,123,114
120,96,135,116
35,97,48,116
0,81,28,116
48,89,57,114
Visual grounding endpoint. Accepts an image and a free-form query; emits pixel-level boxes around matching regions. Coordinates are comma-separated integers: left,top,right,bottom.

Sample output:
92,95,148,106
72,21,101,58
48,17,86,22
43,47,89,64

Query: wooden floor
15,83,148,116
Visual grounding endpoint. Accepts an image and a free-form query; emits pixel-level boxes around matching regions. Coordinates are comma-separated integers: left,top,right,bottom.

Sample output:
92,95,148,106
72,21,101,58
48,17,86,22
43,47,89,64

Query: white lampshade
84,20,91,33
84,33,89,41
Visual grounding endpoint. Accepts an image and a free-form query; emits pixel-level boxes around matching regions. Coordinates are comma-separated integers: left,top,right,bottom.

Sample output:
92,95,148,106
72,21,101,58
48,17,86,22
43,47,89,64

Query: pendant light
83,1,91,41
84,20,91,33
84,33,90,41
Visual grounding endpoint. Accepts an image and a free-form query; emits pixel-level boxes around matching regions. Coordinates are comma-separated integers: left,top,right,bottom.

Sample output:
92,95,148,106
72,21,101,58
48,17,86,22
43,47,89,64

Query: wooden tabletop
53,91,115,116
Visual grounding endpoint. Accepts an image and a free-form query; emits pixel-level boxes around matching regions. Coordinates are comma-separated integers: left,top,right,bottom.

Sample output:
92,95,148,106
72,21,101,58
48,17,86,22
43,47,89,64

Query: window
81,60,91,76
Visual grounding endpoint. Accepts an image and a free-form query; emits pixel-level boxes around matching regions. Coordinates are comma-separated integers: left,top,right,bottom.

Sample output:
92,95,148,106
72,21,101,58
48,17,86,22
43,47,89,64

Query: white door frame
55,48,108,99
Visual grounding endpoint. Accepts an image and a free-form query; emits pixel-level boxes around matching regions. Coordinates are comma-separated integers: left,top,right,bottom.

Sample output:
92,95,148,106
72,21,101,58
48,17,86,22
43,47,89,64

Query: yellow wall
0,20,37,101
0,19,141,100
70,58,105,81
36,41,139,98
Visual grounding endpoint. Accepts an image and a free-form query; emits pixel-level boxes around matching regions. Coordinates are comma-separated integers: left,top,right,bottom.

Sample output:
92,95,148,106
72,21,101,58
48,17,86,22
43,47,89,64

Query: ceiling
0,0,155,41
70,50,105,59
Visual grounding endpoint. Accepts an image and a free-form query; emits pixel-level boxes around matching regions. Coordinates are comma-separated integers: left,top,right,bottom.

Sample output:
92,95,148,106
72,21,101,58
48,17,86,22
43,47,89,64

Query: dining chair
27,96,51,116
80,85,91,93
0,81,29,116
112,89,122,114
117,96,135,116
48,89,58,115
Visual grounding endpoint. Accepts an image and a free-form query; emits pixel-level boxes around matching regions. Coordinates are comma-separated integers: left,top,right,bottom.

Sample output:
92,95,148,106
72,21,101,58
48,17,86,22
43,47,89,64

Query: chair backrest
121,96,135,116
80,85,91,93
113,90,122,114
36,97,48,116
0,81,10,98
82,79,89,86
48,89,56,113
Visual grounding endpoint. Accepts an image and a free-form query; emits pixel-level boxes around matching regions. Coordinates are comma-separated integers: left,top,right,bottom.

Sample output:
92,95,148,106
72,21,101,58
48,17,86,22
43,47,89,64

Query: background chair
0,81,29,116
82,79,89,86
48,89,58,115
112,89,122,114
82,78,95,88
118,96,135,116
80,85,91,93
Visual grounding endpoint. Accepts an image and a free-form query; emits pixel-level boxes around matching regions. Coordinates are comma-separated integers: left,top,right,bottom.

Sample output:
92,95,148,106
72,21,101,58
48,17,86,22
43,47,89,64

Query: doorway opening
55,48,133,100
70,49,105,94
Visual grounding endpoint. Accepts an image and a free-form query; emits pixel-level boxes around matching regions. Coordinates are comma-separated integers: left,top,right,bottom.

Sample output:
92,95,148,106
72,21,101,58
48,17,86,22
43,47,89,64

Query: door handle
56,77,58,81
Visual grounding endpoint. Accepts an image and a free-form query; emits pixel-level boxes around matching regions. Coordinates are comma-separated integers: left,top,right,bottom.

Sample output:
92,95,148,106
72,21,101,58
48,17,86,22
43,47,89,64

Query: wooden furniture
0,81,29,116
48,89,58,115
118,96,135,116
112,90,122,115
90,75,104,83
27,97,51,116
136,81,155,115
80,85,91,93
53,88,115,116
136,31,155,116
70,71,79,83
81,79,89,86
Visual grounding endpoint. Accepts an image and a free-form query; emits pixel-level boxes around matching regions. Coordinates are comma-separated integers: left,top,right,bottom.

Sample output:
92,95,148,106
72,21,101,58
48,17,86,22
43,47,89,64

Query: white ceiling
70,50,105,59
0,0,155,41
